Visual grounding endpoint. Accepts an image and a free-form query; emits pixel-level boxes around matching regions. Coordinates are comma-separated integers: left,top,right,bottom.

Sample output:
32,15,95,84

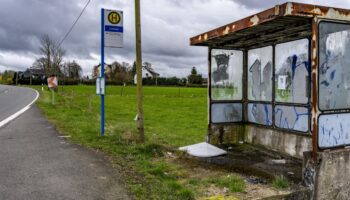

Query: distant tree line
143,77,187,86
92,61,134,84
0,70,15,85
12,34,83,85
188,66,203,85
2,34,206,87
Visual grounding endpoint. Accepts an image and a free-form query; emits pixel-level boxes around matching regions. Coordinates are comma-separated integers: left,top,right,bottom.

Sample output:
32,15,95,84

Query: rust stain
323,8,350,20
274,5,280,16
311,8,322,15
287,2,350,19
285,2,294,15
311,17,319,158
190,2,350,46
249,15,260,26
204,33,208,41
223,26,230,35
190,7,277,46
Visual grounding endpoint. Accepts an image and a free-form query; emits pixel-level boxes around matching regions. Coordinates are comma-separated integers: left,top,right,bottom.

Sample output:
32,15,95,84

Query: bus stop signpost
99,8,123,136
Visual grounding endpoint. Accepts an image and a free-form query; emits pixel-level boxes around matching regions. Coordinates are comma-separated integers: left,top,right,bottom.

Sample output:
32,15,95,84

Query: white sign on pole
100,77,105,95
96,77,101,95
278,75,288,90
104,9,123,48
96,77,106,95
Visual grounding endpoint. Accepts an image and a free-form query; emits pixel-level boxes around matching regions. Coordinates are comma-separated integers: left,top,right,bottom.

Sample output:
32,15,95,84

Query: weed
272,175,289,189
188,179,200,185
177,188,195,200
135,143,165,158
207,175,245,193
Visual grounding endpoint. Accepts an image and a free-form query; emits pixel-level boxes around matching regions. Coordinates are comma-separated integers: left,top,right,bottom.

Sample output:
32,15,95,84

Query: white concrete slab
179,142,227,158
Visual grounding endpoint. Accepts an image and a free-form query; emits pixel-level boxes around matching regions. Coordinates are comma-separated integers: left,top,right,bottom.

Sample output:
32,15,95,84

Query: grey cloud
231,0,288,9
0,0,77,52
0,0,250,76
2,0,349,77
232,0,350,10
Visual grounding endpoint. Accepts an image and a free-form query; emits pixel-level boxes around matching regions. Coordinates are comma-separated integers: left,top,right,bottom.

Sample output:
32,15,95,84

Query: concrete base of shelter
303,150,350,200
208,124,350,199
208,124,312,159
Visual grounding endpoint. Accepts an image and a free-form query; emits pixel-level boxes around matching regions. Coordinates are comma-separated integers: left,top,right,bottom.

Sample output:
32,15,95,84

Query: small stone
271,159,286,164
223,187,229,193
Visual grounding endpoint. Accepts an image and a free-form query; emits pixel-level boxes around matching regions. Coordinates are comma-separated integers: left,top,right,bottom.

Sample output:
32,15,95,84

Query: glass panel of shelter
247,103,273,126
248,46,273,101
211,49,243,100
318,21,350,148
274,39,310,133
210,40,311,132
275,39,310,104
211,103,242,123
319,22,350,110
247,46,273,126
210,49,243,123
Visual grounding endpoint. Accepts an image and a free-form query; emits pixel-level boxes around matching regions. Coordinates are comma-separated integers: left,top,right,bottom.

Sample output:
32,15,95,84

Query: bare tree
91,63,112,79
32,58,46,70
92,64,99,78
110,61,132,83
34,34,65,77
63,60,82,79
91,61,133,83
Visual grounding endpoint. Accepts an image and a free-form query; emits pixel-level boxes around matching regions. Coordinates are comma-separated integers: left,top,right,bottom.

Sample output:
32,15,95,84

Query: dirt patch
201,144,303,183
165,143,307,199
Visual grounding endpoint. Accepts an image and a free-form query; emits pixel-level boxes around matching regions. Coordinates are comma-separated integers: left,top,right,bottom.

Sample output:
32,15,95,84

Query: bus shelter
191,2,350,199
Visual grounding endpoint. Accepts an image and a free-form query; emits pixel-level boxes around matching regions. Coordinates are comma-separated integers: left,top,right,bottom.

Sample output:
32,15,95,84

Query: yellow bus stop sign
108,11,120,24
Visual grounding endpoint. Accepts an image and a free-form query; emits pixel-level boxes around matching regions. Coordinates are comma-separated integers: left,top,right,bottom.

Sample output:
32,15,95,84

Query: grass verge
206,175,245,193
32,85,246,199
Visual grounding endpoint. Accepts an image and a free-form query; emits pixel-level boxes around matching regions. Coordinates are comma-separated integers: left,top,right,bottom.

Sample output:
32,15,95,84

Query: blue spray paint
264,104,270,126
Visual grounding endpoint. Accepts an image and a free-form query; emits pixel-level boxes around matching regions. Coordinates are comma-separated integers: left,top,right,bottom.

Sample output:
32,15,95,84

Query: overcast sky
1,0,350,78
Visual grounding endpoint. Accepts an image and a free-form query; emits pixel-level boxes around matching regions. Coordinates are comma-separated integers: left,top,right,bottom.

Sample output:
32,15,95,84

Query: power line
58,0,92,47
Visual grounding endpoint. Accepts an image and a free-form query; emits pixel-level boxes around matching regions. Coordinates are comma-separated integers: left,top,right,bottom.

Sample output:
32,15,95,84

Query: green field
32,85,292,199
35,85,234,199
32,85,297,199
34,85,208,147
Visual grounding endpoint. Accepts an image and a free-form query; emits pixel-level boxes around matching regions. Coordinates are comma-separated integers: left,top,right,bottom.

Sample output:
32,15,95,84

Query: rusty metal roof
190,2,350,48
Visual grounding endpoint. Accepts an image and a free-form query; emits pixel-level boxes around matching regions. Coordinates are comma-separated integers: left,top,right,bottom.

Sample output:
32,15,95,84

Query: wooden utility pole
135,0,144,142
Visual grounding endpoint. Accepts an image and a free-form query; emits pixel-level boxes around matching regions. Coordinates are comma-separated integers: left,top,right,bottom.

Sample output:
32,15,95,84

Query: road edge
0,88,40,128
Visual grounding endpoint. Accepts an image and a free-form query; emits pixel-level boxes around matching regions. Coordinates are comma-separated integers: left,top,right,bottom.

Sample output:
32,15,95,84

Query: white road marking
0,89,9,94
0,89,39,128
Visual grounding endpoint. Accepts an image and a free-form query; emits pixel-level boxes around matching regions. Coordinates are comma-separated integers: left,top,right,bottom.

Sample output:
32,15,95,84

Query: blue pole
101,8,105,136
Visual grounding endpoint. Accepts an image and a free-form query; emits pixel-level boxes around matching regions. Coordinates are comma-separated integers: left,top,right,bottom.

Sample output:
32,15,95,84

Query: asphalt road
0,85,37,123
0,85,131,200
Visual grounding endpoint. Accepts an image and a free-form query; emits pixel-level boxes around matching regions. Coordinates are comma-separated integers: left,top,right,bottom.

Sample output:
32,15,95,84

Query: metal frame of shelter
190,2,350,158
